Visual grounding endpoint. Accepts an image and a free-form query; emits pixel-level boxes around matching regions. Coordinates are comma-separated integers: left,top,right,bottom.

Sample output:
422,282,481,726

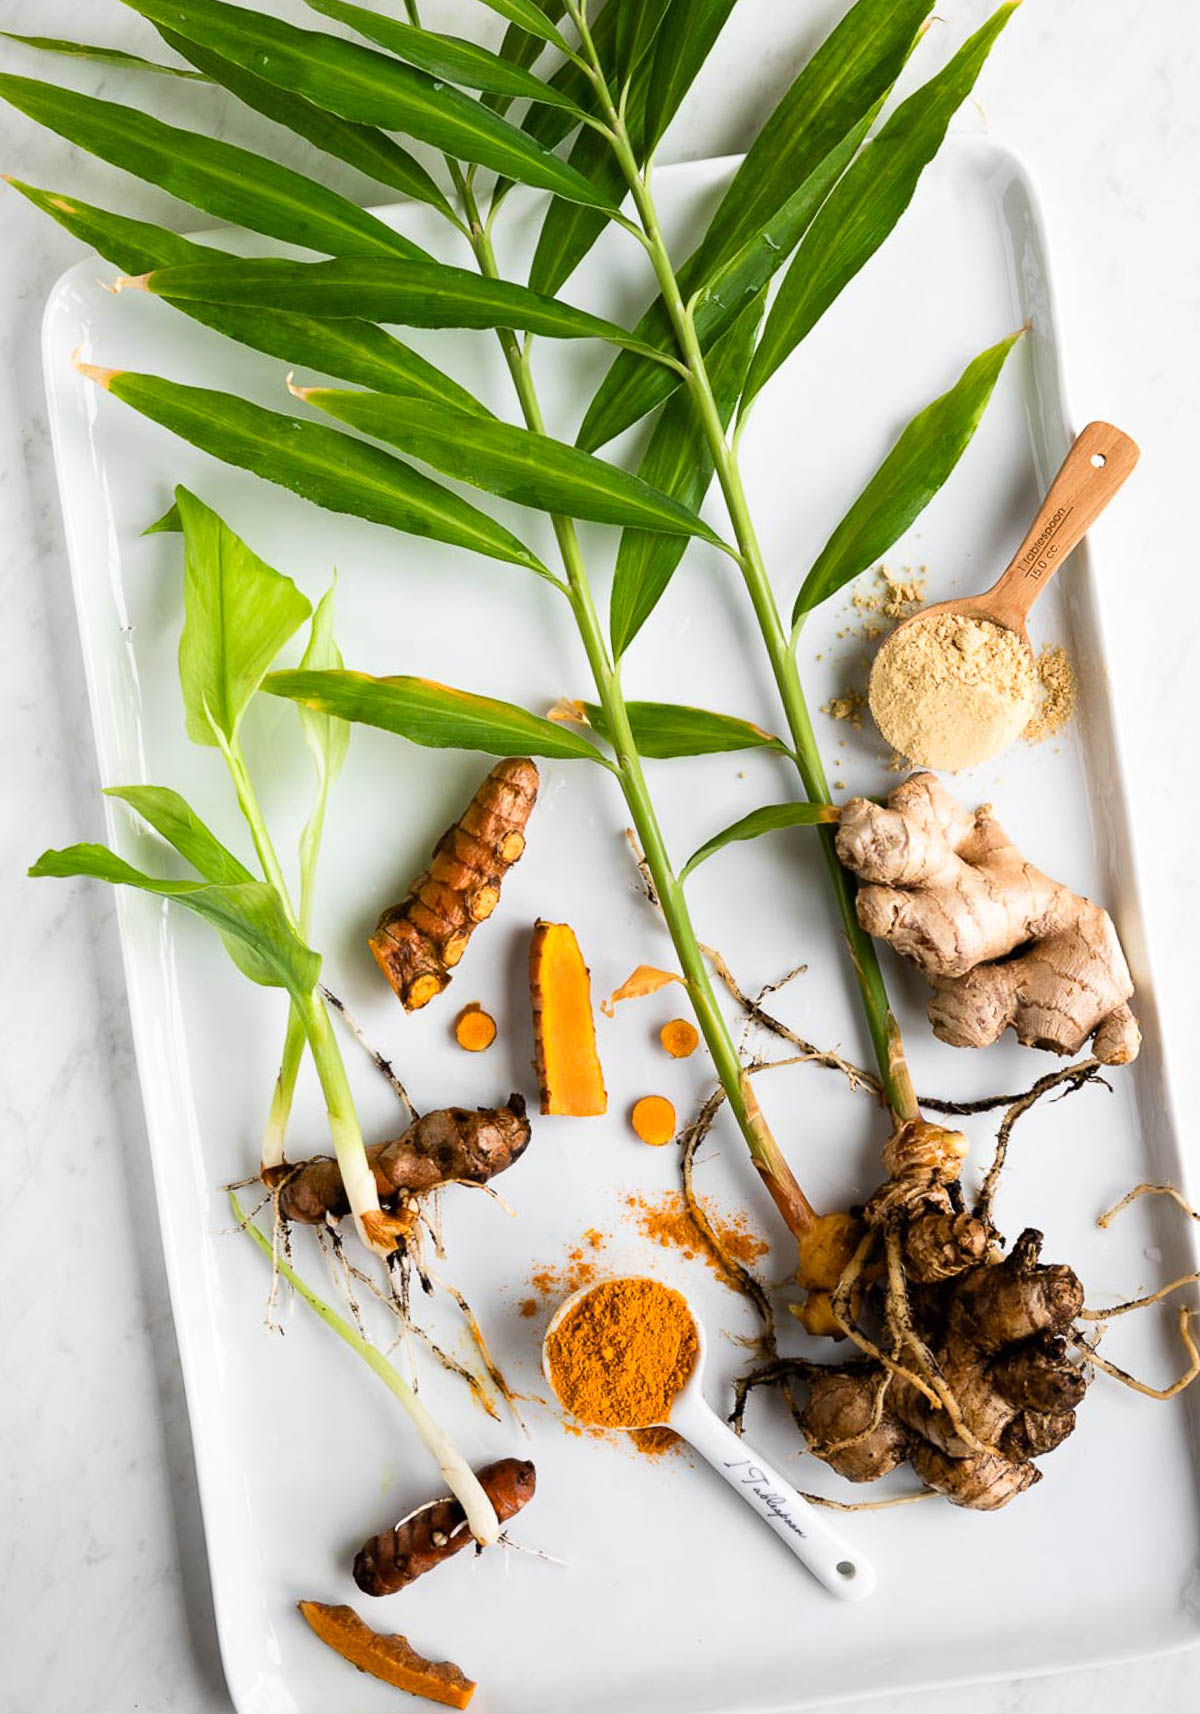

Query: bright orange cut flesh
530,920,607,1117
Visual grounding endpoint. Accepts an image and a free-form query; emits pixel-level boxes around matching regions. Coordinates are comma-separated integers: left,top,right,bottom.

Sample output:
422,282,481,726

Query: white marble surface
2,2,1199,1710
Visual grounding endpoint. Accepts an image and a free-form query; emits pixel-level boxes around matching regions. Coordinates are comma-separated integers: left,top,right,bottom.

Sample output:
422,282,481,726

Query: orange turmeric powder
544,1277,698,1428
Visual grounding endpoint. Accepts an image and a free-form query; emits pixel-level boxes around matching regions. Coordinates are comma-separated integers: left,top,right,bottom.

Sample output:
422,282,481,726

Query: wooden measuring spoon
895,421,1139,646
868,421,1139,769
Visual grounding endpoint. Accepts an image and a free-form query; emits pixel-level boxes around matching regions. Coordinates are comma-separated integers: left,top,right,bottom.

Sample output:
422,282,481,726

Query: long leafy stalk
569,0,919,1122
415,46,818,1237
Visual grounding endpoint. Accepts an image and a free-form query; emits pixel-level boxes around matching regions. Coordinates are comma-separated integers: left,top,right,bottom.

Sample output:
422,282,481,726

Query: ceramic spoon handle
672,1394,876,1601
984,420,1140,631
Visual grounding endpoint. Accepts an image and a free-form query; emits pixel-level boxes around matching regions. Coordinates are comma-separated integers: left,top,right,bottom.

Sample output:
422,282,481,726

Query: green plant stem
444,160,816,1240
230,1188,501,1544
593,88,918,1126
224,730,384,1223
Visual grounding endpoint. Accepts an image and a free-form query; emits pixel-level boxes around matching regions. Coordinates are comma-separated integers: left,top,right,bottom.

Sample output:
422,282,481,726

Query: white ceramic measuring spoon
543,1278,876,1602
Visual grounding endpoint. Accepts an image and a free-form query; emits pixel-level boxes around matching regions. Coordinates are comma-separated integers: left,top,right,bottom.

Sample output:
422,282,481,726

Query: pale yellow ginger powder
868,612,1037,771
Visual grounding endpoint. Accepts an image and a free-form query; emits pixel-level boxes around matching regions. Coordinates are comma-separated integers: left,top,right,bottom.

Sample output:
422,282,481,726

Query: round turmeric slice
454,1005,497,1052
631,1095,676,1147
659,1018,699,1059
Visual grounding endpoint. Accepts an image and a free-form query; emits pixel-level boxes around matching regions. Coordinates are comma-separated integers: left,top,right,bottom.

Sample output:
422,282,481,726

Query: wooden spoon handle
984,421,1139,630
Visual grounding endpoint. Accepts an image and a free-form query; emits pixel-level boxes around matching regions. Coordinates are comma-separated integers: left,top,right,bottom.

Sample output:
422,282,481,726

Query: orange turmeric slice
529,920,606,1116
454,1004,496,1052
297,1601,476,1709
659,1018,699,1059
631,1095,676,1146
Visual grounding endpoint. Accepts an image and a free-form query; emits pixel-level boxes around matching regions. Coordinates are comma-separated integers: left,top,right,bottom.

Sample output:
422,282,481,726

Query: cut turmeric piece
371,759,538,1011
631,1095,676,1146
529,920,606,1116
297,1601,476,1709
454,1004,497,1053
660,1018,699,1059
601,963,683,1017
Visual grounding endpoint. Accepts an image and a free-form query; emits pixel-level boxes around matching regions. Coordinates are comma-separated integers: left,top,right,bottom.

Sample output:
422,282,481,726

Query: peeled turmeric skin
837,773,1140,1065
278,1098,530,1226
529,921,607,1116
371,759,539,1011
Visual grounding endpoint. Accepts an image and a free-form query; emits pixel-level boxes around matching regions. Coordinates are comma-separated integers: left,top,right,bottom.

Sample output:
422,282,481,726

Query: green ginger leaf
577,0,927,451
174,487,312,749
302,0,581,108
681,802,839,881
265,670,609,763
609,294,763,656
296,584,351,894
583,700,786,758
744,5,1018,405
793,330,1023,623
121,0,616,209
29,843,320,995
82,368,546,576
7,181,484,412
296,388,726,544
0,31,204,76
154,26,453,219
473,0,573,55
0,73,424,261
131,256,668,361
104,785,253,883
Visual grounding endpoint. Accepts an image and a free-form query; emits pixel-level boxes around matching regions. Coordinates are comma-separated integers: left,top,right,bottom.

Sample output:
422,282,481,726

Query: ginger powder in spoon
868,610,1037,771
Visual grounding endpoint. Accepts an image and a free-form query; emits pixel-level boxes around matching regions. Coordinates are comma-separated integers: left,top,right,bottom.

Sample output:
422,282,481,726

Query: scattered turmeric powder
529,920,607,1116
630,1191,769,1274
659,1017,699,1058
297,1602,476,1709
629,1425,686,1459
544,1276,698,1427
453,1004,496,1053
631,1094,677,1146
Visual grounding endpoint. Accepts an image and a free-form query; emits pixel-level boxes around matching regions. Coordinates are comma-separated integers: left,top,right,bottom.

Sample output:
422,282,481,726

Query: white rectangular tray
42,142,1200,1713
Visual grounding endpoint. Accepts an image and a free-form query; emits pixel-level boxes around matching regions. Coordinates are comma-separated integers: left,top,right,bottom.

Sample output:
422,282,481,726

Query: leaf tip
71,348,117,389
113,271,151,294
285,371,316,404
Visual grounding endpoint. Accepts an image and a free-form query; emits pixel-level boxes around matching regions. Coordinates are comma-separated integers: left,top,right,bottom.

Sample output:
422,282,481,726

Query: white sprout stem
296,991,385,1248
231,1190,500,1545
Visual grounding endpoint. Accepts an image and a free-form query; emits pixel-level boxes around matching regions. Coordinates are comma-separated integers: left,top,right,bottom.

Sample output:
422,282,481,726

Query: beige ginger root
371,759,539,1010
836,772,1140,1065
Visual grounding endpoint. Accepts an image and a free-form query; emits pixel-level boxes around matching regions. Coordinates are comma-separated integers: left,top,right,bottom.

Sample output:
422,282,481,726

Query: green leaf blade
89,368,547,576
793,330,1023,623
681,802,839,882
474,0,573,55
297,388,724,543
121,0,616,209
583,700,785,759
265,670,607,763
610,295,762,655
0,31,205,77
0,73,423,261
744,4,1019,405
29,842,320,994
8,182,486,411
104,785,254,884
302,0,580,108
132,257,661,360
173,487,312,748
155,25,454,218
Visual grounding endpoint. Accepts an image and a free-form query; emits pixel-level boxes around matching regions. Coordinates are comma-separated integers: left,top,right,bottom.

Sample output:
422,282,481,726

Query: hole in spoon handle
987,421,1140,629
